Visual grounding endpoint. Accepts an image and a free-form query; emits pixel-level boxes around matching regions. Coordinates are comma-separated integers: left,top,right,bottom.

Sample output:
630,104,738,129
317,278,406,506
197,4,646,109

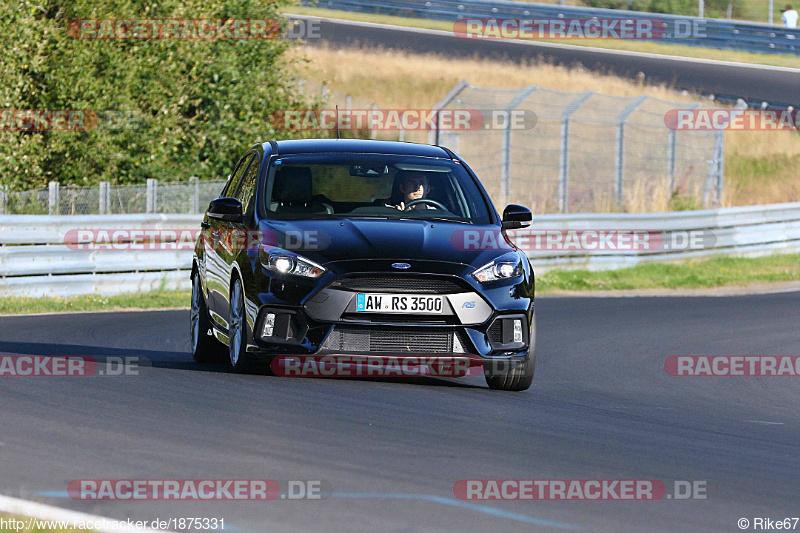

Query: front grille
340,313,454,325
328,274,468,294
320,326,469,354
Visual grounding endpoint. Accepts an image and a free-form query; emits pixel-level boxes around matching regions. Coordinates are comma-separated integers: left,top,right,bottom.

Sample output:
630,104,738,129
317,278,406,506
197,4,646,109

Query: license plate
356,293,444,314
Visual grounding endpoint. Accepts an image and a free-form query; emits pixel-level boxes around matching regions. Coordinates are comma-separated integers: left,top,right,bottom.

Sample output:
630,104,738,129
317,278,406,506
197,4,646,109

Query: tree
0,0,307,190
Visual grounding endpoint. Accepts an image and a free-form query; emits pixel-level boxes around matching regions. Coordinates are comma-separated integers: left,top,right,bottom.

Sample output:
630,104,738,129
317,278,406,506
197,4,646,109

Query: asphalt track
295,16,800,107
1,292,799,532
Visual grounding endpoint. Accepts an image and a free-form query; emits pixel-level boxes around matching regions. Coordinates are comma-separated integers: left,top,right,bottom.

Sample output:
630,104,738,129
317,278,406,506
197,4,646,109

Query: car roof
262,139,453,158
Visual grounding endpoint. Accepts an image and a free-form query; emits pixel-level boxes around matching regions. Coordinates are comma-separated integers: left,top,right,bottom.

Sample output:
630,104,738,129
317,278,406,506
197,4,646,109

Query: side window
221,152,256,198
234,154,261,215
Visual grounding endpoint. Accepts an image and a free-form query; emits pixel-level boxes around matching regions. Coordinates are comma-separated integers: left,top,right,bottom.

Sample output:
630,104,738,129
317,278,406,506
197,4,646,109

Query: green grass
537,252,800,292
0,290,190,315
287,6,800,69
0,512,92,532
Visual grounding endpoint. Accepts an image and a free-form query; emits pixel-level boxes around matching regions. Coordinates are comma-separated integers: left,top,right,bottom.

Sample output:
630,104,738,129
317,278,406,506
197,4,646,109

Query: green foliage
538,252,800,292
668,190,701,211
0,0,307,191
580,0,745,18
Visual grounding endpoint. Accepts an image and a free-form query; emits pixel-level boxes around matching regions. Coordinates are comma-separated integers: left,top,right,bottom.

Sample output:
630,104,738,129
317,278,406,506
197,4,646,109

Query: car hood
258,218,516,270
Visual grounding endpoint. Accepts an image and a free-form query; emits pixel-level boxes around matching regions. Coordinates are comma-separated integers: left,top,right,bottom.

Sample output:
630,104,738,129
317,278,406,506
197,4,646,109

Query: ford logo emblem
391,263,411,270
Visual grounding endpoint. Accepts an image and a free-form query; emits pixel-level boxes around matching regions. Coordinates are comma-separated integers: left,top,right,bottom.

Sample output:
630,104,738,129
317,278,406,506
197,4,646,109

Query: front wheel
228,278,255,373
190,273,227,363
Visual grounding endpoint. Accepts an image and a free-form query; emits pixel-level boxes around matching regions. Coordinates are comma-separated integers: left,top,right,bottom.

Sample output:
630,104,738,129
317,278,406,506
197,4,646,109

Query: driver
386,171,431,211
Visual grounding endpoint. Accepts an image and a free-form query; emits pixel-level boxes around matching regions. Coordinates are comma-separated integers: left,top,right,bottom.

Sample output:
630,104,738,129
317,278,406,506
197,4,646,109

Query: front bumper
250,275,533,362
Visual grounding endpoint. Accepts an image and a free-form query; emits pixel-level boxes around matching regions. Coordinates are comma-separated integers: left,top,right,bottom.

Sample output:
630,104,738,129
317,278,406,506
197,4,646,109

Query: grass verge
287,6,800,69
537,252,800,292
0,290,190,315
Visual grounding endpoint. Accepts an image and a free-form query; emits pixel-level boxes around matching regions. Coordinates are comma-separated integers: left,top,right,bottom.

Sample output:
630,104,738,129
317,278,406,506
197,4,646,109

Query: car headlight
472,254,523,283
263,253,326,278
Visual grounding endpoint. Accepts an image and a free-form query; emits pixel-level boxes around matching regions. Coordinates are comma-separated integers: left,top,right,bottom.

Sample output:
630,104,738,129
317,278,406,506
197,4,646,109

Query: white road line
0,494,174,533
287,13,800,73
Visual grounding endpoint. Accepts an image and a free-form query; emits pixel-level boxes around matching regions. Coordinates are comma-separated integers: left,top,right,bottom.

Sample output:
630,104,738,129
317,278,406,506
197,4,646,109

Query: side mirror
502,204,532,230
207,197,243,222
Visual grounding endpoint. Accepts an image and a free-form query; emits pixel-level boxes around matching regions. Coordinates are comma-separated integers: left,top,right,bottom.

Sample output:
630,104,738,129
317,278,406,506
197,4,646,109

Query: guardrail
301,0,800,55
0,214,199,297
2,203,800,297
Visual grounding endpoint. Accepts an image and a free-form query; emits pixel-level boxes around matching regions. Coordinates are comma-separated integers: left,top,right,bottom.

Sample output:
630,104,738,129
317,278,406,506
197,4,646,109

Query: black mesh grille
321,327,469,354
328,274,468,294
488,320,503,344
341,314,454,325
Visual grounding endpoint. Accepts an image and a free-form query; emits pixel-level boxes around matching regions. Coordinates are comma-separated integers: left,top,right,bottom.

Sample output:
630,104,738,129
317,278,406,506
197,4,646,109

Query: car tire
484,316,536,392
228,277,255,373
190,273,227,363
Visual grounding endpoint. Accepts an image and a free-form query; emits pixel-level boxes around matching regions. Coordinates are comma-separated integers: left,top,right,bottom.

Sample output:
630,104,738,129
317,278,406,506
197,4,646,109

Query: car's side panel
206,151,258,326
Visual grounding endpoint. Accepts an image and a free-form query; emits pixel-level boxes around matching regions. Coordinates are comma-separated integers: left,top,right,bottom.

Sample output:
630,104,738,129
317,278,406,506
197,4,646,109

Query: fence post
321,84,327,104
146,178,158,213
370,103,378,140
297,78,304,96
500,86,537,207
429,79,471,146
48,181,59,215
702,136,721,208
99,181,110,214
398,111,405,142
0,185,7,215
190,176,199,213
668,102,700,195
345,95,352,111
702,131,726,207
715,131,725,207
558,91,594,213
614,95,648,208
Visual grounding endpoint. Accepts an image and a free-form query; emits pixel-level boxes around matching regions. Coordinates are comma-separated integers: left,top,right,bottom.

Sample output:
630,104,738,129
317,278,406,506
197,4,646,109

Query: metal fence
429,81,722,213
0,80,722,216
300,0,800,55
0,178,227,216
2,202,799,296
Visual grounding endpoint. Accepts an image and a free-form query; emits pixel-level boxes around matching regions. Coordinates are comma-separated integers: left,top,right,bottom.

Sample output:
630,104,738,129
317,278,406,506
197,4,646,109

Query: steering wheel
405,199,447,211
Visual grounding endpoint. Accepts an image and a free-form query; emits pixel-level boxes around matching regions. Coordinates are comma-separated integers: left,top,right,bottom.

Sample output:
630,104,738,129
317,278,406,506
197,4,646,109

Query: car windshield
262,153,492,224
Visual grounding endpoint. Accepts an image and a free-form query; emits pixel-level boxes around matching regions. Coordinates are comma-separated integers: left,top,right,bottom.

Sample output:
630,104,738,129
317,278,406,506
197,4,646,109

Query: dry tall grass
289,46,800,210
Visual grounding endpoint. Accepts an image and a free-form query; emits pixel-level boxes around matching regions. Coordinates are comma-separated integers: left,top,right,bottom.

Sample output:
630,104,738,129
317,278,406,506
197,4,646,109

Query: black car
190,139,536,391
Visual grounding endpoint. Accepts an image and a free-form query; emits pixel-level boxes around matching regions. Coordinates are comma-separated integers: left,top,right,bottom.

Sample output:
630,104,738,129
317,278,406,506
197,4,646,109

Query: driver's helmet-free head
391,170,430,205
